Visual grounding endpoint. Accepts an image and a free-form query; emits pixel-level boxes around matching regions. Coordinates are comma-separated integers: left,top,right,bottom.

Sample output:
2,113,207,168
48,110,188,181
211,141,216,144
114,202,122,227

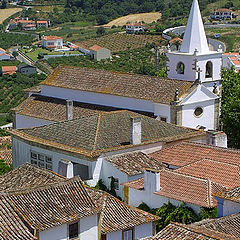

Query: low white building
126,22,146,33
42,35,63,50
211,8,233,20
89,45,111,61
222,52,240,72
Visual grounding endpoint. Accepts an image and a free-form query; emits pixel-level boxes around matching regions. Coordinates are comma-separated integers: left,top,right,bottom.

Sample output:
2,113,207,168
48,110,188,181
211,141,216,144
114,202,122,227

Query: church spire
180,0,209,54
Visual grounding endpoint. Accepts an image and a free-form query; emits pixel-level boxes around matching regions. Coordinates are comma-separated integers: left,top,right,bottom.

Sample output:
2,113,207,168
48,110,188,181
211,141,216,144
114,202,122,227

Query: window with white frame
123,229,133,240
30,151,53,170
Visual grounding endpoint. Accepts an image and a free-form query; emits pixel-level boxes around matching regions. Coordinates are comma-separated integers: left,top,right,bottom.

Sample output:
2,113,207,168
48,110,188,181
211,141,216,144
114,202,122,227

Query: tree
221,68,240,148
0,159,12,176
96,26,105,35
96,15,108,25
1,0,7,9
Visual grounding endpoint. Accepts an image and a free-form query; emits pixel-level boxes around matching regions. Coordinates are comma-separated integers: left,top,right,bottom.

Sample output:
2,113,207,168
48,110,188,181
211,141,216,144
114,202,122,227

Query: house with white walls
222,52,240,72
10,110,207,183
126,22,146,33
121,141,240,213
42,36,63,50
99,151,167,200
0,163,159,240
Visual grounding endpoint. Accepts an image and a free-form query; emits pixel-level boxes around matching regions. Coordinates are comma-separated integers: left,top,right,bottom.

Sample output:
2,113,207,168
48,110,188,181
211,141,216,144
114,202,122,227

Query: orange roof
169,37,183,44
37,20,47,24
89,45,102,51
0,48,6,53
46,46,56,48
17,20,35,24
121,177,144,190
0,53,10,57
24,24,36,28
215,8,233,12
126,22,145,27
43,36,62,41
2,66,17,71
175,158,240,189
229,57,240,65
223,52,239,56
149,141,240,168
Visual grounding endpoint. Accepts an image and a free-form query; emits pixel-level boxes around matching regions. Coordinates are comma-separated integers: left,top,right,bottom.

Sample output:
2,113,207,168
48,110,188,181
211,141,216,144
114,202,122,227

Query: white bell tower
166,0,222,88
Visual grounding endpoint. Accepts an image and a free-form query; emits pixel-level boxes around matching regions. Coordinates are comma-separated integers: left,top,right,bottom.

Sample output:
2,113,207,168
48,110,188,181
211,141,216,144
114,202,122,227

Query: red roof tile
89,45,102,51
42,35,62,41
122,177,144,190
149,141,240,168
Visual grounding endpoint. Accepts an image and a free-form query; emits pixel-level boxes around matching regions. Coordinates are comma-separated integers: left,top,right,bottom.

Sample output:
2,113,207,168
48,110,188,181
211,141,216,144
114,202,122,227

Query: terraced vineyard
74,33,163,52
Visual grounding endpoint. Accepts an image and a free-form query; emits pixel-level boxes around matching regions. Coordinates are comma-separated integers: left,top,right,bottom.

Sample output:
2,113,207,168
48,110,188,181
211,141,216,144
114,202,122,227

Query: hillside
0,8,22,24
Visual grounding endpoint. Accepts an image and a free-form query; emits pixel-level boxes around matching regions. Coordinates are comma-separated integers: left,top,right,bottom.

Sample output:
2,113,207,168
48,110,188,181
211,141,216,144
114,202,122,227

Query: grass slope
0,8,22,24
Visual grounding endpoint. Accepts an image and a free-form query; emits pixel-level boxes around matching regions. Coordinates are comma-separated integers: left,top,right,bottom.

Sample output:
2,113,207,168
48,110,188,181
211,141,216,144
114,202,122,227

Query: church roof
180,0,209,54
10,111,204,158
41,65,193,105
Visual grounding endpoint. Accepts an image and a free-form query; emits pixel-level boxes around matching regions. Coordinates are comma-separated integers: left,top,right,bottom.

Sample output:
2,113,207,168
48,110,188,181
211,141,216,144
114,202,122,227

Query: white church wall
80,215,99,240
41,85,155,113
15,113,53,129
222,199,240,217
107,231,122,240
39,224,67,240
135,223,153,239
12,137,94,178
181,99,215,130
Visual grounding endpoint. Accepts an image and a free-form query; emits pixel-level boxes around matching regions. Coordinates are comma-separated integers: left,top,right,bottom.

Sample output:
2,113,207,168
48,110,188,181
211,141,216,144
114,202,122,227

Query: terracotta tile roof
154,169,225,208
0,48,6,52
13,94,120,122
0,150,12,166
17,20,35,24
121,177,144,190
23,85,41,93
146,222,238,240
4,176,99,231
192,213,240,239
42,35,62,41
169,37,183,44
86,187,159,234
175,159,240,189
37,20,47,23
89,44,102,51
230,57,240,66
10,111,204,158
214,185,240,203
0,197,35,240
0,163,65,192
1,66,17,72
126,22,145,27
41,65,193,104
149,141,240,168
223,52,239,56
215,8,233,12
104,151,167,176
24,24,36,28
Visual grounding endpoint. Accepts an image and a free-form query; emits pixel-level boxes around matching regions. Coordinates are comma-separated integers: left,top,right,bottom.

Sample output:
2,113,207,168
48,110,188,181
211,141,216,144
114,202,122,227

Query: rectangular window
114,178,119,190
123,229,133,240
30,151,52,171
69,222,79,239
160,117,167,122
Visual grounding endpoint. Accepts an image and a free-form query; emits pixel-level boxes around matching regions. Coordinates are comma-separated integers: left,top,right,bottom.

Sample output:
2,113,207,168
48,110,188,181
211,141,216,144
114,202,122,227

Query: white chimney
144,168,161,193
66,100,73,120
130,117,141,145
58,159,73,178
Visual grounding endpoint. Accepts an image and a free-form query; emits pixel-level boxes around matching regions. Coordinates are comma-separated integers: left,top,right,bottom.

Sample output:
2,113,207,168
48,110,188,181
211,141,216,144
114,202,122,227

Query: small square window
114,178,119,190
123,229,133,240
69,222,79,239
38,154,45,161
31,152,37,159
46,156,52,163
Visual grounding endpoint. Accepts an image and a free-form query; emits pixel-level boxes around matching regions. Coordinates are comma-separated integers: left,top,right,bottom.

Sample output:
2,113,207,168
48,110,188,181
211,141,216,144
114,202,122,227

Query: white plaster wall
100,159,142,200
223,199,240,217
128,188,200,214
181,99,215,130
40,224,67,240
153,103,171,122
80,215,98,240
135,223,153,239
12,137,93,177
107,231,122,240
40,85,154,113
15,113,53,129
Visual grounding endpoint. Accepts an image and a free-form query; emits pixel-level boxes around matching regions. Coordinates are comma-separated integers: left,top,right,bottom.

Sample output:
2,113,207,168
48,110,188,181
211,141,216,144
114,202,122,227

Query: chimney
144,168,161,193
206,130,227,148
58,159,73,178
66,100,73,120
130,117,141,145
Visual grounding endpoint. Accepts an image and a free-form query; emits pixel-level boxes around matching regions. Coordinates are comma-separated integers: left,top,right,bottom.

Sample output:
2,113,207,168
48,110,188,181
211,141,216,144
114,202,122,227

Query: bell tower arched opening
176,62,185,74
205,61,213,78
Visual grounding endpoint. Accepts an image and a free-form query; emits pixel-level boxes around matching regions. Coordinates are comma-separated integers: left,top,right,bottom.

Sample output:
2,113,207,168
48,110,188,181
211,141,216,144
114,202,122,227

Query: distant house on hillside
18,63,37,75
0,48,11,60
222,52,240,72
211,8,234,20
42,36,63,50
23,24,36,31
89,45,111,61
1,66,17,75
36,20,49,28
126,22,146,34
